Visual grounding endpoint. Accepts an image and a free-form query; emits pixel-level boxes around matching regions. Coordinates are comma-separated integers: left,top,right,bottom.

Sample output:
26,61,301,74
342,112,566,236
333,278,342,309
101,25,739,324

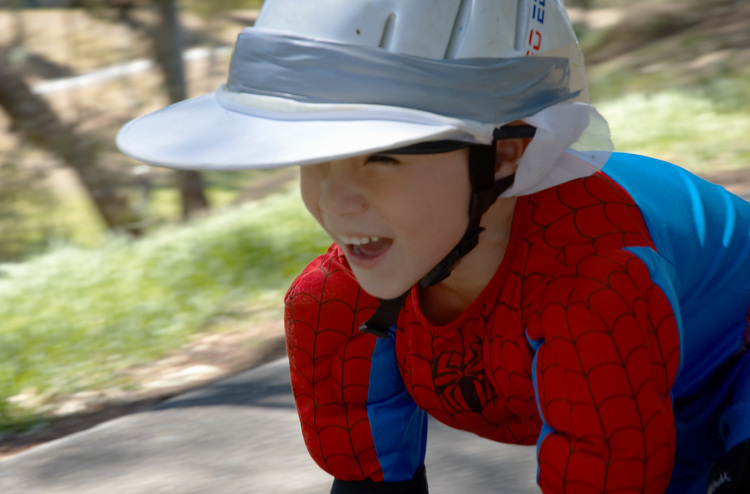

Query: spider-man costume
284,153,750,493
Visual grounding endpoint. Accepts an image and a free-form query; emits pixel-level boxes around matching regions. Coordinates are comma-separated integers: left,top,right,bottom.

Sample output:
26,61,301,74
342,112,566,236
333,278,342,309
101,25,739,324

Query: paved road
0,358,539,494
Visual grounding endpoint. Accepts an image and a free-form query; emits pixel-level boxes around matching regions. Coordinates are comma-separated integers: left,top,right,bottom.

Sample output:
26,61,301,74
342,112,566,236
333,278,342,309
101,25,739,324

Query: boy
118,0,750,492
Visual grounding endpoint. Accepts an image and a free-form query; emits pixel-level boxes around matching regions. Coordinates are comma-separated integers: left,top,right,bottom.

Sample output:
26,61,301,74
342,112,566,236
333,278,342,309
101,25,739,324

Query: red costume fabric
285,169,682,493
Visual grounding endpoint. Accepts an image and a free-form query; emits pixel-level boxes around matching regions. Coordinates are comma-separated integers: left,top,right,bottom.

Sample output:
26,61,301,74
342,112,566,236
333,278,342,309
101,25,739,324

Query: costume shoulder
286,243,365,310
519,168,655,270
601,152,750,284
285,242,379,355
602,152,750,395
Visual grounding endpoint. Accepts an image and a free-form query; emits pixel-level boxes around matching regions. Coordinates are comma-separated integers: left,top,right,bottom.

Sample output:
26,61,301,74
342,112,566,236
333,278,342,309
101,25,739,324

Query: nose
317,161,367,216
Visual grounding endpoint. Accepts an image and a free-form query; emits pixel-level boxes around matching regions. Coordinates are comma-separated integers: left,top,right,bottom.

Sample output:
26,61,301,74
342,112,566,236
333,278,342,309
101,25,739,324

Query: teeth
341,235,380,246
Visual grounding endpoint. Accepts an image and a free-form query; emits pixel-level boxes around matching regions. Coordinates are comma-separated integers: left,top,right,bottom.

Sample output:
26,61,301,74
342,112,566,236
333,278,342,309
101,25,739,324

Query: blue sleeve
367,328,428,482
603,153,750,396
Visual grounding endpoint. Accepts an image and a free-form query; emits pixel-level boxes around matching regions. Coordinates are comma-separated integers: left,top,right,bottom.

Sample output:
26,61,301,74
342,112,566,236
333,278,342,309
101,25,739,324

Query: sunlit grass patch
598,91,750,173
0,188,330,427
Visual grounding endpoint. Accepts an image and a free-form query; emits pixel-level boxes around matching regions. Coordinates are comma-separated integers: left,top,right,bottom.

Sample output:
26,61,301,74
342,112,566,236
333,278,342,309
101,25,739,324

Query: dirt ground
699,168,750,198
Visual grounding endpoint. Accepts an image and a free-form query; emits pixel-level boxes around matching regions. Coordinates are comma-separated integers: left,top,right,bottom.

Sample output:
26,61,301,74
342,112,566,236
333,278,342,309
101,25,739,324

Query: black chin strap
359,125,537,339
358,292,410,339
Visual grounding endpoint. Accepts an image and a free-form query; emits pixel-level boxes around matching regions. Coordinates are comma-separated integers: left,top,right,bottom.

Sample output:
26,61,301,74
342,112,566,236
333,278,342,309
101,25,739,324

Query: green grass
33,168,295,252
597,91,750,173
0,188,330,428
577,0,750,172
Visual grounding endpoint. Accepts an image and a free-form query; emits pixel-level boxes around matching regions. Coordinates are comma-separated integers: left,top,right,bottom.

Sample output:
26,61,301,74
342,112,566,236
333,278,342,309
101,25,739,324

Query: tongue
352,238,392,258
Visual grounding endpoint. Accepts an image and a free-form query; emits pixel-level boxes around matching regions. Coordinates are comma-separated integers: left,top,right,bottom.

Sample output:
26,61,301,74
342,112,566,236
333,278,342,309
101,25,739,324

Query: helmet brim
116,92,484,171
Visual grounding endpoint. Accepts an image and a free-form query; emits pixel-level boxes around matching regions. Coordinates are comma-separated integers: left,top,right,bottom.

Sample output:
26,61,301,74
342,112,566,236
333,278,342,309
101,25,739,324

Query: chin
356,277,414,300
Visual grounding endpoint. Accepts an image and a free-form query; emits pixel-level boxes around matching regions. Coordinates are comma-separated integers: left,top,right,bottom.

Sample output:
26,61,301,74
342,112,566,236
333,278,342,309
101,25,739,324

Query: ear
494,137,532,179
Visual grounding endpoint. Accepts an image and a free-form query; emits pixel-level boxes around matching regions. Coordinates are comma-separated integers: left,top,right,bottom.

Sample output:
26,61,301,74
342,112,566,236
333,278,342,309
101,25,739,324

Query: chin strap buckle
359,292,409,339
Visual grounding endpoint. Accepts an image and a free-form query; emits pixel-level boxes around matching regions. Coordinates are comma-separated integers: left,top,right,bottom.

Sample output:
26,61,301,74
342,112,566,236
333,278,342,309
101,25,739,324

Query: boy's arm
285,245,428,490
527,250,681,493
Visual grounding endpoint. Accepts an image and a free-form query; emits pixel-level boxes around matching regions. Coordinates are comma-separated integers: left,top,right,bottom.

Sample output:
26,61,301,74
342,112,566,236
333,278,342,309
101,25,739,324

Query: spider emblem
430,333,493,414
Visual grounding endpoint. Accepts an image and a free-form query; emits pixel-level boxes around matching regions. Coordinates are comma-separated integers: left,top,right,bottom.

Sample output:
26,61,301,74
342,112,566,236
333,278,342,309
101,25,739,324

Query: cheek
386,187,469,271
420,202,468,257
417,180,470,240
299,170,323,222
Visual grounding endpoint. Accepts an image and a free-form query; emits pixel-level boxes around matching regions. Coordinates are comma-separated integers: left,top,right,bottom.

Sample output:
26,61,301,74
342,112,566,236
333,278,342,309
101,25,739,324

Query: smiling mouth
340,235,393,262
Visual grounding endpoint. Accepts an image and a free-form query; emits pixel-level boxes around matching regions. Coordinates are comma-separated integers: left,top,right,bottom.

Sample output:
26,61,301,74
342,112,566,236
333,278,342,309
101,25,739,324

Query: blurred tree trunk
0,62,142,236
153,0,209,220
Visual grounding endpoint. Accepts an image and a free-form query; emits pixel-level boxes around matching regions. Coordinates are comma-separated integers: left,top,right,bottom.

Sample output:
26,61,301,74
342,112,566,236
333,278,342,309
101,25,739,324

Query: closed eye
365,154,400,165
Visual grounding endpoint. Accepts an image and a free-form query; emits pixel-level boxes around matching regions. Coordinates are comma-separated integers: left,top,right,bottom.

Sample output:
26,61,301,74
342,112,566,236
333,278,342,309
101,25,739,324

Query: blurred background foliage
1,0,748,261
0,0,748,429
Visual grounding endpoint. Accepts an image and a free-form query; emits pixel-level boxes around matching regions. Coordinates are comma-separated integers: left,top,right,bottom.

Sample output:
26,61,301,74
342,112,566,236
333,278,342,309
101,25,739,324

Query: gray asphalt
0,358,539,493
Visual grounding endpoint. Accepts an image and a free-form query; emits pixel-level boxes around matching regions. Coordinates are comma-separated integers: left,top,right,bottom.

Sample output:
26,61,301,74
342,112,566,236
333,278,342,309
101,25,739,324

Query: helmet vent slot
514,0,531,52
444,0,473,59
379,13,396,49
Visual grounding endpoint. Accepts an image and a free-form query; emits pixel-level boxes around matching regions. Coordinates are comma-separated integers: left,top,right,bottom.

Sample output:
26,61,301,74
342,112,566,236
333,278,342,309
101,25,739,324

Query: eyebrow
382,140,471,155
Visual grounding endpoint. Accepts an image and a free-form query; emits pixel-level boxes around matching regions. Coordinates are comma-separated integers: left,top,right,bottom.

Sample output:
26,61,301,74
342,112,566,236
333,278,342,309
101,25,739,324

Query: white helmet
117,0,611,196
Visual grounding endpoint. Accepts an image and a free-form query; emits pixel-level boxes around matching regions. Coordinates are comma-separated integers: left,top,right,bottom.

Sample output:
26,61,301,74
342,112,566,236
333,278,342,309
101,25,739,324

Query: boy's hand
707,440,750,494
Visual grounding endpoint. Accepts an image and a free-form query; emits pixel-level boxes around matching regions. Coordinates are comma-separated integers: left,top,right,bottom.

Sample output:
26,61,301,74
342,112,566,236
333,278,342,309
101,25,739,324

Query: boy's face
300,149,472,299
